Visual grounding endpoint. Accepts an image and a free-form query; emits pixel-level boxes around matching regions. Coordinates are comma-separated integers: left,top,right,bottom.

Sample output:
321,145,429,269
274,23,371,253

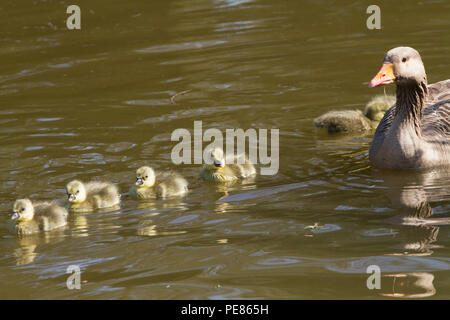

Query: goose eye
145,176,148,179
76,190,80,193
21,208,25,212
402,57,407,63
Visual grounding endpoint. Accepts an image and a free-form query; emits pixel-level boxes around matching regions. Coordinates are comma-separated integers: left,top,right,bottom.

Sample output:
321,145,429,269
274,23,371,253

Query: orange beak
368,63,395,88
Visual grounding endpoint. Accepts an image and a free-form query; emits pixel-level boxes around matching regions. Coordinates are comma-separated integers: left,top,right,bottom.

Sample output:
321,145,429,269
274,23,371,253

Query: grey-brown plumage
66,180,120,212
368,47,449,169
313,95,395,133
8,199,68,235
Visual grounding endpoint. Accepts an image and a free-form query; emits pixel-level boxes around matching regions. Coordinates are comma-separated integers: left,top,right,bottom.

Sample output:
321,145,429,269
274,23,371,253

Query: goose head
12,199,34,222
66,180,87,203
369,47,427,88
135,166,156,187
205,147,225,171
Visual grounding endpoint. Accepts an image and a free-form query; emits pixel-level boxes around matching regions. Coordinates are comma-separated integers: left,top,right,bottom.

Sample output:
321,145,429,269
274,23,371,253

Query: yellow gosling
364,95,396,121
314,95,395,133
314,110,373,133
66,180,120,212
8,199,68,235
201,147,256,182
129,166,188,199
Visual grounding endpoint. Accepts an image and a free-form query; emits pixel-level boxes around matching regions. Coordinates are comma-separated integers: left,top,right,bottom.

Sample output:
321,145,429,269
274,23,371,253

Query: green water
0,0,449,299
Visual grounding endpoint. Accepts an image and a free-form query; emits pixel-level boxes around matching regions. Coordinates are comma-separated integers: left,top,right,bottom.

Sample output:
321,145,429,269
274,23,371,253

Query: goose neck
395,81,428,135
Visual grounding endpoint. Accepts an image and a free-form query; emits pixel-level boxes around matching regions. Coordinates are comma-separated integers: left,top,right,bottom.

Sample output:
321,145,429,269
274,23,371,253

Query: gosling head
12,199,34,222
364,95,395,121
205,147,225,171
369,47,427,88
135,166,156,187
66,180,87,203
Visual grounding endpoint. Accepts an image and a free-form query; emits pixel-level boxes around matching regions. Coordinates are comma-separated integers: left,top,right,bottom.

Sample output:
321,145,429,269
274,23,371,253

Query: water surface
0,0,449,299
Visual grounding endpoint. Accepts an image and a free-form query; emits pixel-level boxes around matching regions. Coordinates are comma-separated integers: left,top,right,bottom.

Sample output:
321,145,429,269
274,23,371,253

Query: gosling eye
76,190,80,194
21,208,25,212
402,57,407,63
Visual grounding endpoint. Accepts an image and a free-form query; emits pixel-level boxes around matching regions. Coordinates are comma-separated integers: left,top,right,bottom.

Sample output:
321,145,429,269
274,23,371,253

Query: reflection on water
382,169,450,258
375,168,450,298
381,273,436,299
0,0,449,299
12,230,66,266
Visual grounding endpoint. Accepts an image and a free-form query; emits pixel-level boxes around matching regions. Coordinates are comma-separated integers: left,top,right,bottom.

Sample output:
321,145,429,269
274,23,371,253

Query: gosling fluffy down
201,147,256,182
66,180,120,212
314,95,395,133
8,199,68,235
129,166,189,199
363,95,396,121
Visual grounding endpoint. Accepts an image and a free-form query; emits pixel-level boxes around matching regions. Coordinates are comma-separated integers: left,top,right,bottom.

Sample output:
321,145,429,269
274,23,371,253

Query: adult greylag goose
368,47,450,170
